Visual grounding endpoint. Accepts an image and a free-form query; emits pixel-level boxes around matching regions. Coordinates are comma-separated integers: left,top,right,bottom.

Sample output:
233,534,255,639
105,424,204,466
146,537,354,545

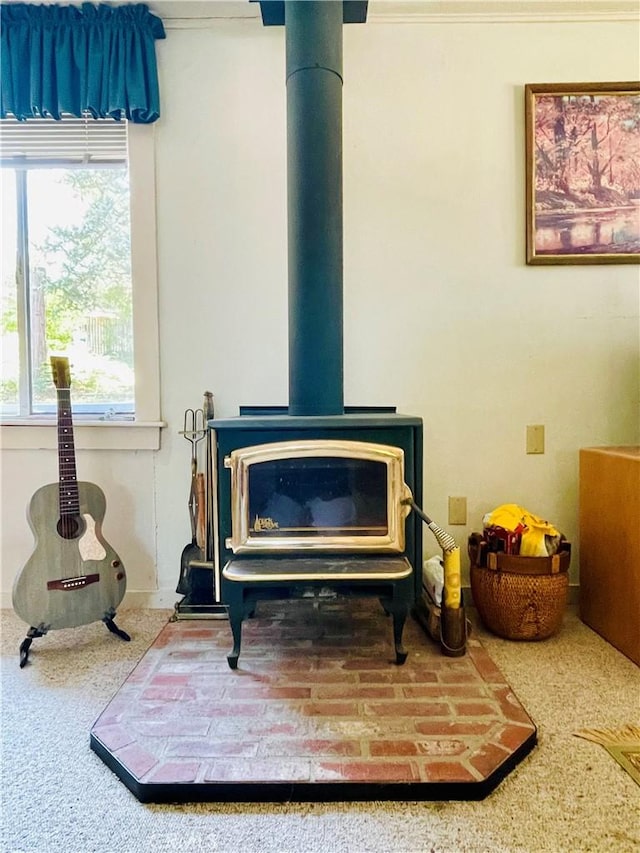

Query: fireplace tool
404,498,467,657
176,406,206,595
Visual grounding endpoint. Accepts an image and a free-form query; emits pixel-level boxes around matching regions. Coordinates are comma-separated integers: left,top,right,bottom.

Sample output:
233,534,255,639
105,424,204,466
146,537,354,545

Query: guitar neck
57,388,80,517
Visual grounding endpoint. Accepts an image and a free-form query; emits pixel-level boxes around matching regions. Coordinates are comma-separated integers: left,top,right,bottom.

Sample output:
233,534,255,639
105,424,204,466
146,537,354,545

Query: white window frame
0,123,163,450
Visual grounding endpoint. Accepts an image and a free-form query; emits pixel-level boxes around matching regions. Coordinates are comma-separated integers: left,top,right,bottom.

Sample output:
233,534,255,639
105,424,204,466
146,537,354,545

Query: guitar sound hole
57,514,85,540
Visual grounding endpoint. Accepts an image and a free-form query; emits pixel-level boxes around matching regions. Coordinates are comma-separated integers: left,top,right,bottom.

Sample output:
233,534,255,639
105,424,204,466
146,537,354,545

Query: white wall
2,8,639,607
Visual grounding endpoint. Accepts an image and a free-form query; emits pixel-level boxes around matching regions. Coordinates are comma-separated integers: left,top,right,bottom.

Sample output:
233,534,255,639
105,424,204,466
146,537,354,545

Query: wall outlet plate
448,496,467,525
526,424,545,454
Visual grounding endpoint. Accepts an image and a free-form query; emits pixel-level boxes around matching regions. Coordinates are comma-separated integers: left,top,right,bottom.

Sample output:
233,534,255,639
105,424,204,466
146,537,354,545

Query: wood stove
201,1,424,667
209,408,423,667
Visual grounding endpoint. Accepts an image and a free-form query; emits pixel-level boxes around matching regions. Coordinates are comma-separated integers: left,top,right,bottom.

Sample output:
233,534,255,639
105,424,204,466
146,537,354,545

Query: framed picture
525,82,640,265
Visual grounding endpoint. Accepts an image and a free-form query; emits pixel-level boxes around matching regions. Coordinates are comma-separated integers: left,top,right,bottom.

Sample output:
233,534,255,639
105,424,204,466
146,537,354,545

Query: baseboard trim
120,588,183,610
0,585,581,612
0,588,179,612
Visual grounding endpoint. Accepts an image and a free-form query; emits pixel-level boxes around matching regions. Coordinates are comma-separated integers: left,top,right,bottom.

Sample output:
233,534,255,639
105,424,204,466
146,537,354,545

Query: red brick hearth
90,599,536,803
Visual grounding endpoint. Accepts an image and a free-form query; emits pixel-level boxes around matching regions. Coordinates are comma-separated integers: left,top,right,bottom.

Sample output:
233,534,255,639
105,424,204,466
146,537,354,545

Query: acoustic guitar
12,357,129,665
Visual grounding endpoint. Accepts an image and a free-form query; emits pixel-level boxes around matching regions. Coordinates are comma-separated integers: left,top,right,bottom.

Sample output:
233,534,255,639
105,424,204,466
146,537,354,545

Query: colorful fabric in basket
482,504,563,557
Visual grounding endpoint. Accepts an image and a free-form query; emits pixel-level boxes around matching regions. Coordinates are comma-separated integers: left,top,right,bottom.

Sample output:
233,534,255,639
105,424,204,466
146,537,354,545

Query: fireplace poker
203,392,215,563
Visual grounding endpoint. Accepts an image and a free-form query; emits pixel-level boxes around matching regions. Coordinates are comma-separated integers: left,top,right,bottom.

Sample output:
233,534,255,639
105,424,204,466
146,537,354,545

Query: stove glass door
249,456,388,539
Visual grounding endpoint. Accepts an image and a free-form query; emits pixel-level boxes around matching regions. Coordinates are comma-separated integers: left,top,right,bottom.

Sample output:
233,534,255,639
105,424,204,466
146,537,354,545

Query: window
0,116,161,449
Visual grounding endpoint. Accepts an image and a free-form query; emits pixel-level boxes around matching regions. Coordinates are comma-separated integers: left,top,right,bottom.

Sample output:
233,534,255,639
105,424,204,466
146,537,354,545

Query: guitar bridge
47,573,100,591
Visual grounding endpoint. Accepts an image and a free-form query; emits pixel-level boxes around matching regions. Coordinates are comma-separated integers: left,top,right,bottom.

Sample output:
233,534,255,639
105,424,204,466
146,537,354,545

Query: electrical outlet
448,496,467,525
526,424,545,454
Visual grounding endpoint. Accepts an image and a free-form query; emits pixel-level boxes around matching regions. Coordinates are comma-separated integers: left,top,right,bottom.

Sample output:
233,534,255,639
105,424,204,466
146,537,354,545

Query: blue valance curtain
0,3,166,123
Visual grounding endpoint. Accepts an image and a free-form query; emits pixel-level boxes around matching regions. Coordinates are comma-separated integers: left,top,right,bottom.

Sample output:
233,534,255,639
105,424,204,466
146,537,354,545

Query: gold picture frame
525,82,640,265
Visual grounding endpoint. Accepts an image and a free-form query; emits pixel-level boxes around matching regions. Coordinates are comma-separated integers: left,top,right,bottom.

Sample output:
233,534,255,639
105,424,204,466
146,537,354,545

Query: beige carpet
1,605,638,853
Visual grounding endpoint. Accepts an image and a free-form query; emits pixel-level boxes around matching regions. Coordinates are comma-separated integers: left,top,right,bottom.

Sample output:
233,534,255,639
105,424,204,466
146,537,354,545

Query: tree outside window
1,122,135,416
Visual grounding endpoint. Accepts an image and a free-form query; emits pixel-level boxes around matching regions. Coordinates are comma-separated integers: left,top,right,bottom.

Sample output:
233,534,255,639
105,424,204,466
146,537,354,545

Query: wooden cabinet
579,447,640,666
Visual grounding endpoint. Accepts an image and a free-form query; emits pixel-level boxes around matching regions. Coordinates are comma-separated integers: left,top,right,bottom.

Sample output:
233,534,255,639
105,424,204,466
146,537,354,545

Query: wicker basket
469,534,570,641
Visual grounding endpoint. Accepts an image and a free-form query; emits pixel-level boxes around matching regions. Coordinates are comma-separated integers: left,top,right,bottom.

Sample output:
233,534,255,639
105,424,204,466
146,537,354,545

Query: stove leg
392,609,408,665
381,597,409,665
227,605,243,669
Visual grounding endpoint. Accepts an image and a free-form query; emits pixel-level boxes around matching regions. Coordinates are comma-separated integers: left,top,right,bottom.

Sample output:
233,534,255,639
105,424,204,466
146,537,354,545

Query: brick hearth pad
90,599,536,803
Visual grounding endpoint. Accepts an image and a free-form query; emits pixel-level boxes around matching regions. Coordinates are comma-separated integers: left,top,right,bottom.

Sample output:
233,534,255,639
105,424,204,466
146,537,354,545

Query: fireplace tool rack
173,391,227,620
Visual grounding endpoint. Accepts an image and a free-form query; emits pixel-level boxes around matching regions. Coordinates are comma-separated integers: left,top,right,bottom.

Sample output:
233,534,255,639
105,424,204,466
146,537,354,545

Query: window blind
0,114,128,167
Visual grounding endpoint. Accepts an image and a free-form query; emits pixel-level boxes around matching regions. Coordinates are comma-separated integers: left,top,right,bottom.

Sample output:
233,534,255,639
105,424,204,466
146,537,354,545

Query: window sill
0,420,165,450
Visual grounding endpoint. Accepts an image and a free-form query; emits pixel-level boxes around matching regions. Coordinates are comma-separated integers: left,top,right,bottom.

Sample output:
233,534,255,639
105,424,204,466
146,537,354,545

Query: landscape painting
525,82,640,265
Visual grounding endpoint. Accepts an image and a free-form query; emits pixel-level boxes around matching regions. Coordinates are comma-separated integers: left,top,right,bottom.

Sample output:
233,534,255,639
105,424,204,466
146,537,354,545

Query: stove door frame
224,439,412,555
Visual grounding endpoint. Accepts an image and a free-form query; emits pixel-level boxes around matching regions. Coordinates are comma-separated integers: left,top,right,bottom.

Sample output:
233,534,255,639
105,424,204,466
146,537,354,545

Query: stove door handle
400,483,413,519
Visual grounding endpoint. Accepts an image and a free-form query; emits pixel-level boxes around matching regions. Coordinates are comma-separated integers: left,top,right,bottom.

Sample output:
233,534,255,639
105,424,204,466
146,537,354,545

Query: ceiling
9,0,636,22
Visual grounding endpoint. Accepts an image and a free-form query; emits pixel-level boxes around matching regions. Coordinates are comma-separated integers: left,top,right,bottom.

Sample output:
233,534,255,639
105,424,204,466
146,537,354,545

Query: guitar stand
19,626,47,668
103,616,131,642
18,614,130,668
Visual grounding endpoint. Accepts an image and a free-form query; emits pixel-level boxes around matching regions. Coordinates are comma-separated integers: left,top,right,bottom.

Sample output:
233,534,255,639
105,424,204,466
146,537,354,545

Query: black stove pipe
286,1,344,416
